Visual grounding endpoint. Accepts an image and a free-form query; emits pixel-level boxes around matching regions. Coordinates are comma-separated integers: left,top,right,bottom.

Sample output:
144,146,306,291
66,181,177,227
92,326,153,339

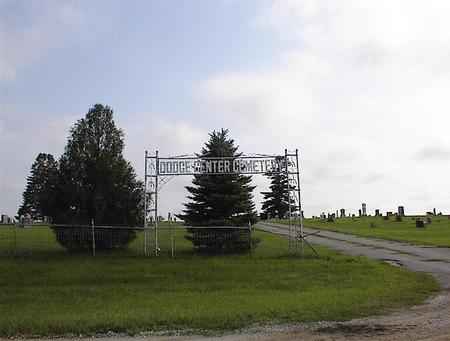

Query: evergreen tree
18,153,58,220
260,156,295,219
55,104,143,226
53,104,143,250
178,129,257,252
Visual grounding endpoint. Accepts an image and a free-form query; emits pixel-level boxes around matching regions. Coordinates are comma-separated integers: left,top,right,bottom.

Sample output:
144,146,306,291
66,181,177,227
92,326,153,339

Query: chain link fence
0,223,255,258
0,224,146,257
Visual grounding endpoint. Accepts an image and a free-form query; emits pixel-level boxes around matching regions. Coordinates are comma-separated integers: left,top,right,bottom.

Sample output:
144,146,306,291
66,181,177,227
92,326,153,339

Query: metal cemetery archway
144,149,306,256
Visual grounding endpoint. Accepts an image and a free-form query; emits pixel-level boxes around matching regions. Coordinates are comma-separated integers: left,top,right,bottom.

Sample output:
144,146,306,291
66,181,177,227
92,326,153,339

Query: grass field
275,216,450,247
0,224,439,337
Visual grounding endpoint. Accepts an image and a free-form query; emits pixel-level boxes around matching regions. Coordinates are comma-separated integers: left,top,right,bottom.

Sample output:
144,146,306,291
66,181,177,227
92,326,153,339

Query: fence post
248,222,252,256
91,219,96,257
13,223,17,257
170,215,174,258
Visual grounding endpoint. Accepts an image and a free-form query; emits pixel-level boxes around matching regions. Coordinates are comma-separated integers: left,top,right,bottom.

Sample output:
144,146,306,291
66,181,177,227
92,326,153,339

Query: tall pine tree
178,129,257,252
18,153,59,221
260,156,295,219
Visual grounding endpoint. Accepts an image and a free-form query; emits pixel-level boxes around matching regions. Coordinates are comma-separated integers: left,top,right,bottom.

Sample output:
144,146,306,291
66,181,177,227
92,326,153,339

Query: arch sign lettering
158,156,284,176
143,150,309,256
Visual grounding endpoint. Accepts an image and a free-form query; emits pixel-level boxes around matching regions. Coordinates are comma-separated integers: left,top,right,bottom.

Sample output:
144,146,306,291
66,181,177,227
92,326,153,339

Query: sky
1,0,450,218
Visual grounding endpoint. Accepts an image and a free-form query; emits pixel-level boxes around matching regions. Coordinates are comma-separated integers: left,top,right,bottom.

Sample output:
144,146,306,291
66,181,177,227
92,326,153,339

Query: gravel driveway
258,222,450,289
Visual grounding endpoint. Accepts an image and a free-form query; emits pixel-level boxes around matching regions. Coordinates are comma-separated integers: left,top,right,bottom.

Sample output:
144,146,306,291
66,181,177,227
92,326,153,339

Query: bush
52,225,136,251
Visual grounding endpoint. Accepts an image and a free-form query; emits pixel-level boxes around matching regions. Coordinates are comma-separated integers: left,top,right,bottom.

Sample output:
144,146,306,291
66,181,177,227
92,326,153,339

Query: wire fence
0,224,145,258
0,223,255,258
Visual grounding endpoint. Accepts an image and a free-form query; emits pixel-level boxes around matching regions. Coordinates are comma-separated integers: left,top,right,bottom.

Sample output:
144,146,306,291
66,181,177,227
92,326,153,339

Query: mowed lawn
0,225,439,337
283,216,450,247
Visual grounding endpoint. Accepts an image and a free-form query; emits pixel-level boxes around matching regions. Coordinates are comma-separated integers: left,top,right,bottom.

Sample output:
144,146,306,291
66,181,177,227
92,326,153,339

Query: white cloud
414,146,450,161
4,1,450,218
198,0,450,215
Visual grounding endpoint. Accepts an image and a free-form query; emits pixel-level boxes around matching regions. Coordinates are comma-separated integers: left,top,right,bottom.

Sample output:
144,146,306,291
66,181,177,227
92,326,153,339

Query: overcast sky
1,0,450,218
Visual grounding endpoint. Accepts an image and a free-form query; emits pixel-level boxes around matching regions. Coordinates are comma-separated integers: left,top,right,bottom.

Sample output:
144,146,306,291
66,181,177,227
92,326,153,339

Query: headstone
433,208,437,216
358,209,362,217
398,206,405,216
340,208,346,218
375,209,380,216
387,211,393,216
362,203,367,216
416,219,425,228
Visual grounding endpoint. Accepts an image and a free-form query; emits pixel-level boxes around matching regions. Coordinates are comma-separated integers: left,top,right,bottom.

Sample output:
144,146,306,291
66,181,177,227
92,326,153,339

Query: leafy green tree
53,104,143,250
260,157,294,219
18,153,59,221
178,129,258,252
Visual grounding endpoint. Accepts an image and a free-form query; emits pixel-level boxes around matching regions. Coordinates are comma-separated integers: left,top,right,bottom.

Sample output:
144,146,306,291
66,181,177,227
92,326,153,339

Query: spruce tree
18,153,59,221
260,156,294,219
179,129,257,252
